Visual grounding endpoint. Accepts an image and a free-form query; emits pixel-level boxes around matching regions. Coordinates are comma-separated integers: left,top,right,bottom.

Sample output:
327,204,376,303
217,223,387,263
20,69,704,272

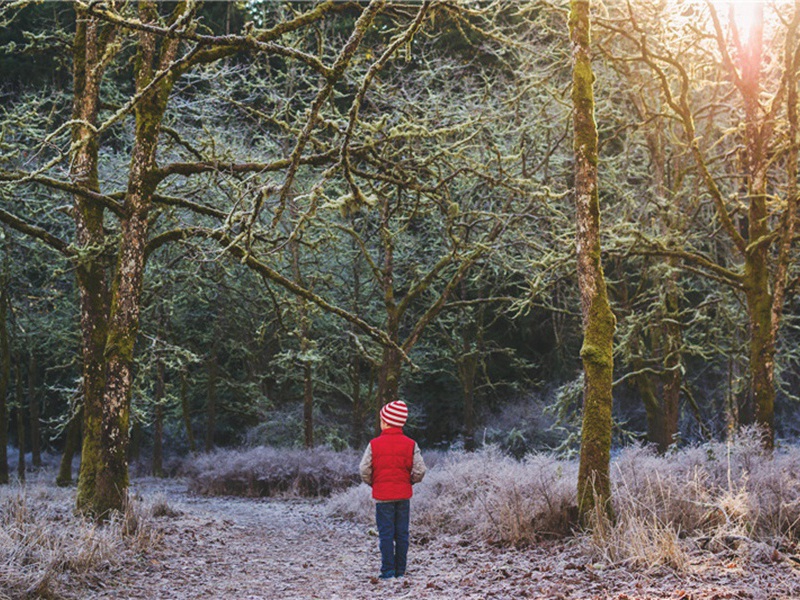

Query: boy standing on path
359,400,427,579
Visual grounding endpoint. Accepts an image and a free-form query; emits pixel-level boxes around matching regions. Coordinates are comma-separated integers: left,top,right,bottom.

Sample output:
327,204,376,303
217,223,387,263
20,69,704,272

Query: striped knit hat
380,401,408,428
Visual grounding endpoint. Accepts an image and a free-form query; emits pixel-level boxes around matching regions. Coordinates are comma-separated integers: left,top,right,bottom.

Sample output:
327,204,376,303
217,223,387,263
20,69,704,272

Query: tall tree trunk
72,7,114,515
57,407,82,487
153,358,165,477
91,2,181,517
29,352,41,468
15,367,25,482
736,4,776,449
0,266,9,484
180,368,196,452
570,0,616,522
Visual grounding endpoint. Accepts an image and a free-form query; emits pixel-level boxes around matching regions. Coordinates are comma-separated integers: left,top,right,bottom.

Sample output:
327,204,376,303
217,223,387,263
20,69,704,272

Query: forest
1,1,800,598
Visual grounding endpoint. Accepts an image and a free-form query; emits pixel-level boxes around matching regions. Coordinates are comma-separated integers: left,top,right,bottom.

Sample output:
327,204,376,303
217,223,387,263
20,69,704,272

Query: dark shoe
379,570,395,579
395,572,405,578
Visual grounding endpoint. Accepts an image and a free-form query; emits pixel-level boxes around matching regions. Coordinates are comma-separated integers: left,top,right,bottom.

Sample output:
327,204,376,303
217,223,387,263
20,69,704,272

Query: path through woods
86,479,800,600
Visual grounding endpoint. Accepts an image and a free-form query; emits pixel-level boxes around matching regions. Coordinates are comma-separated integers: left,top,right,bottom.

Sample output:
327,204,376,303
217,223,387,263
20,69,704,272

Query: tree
0,0,382,516
600,0,800,449
570,0,616,522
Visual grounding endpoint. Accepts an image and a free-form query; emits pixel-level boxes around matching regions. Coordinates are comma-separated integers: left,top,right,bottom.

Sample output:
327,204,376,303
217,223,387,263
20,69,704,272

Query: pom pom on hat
380,401,408,428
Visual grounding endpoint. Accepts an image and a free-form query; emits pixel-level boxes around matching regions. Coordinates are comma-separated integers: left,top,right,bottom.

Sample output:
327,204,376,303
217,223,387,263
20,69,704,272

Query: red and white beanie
380,401,408,428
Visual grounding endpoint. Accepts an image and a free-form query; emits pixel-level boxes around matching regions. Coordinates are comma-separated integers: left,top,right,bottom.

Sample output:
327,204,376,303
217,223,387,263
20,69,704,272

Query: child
359,400,427,579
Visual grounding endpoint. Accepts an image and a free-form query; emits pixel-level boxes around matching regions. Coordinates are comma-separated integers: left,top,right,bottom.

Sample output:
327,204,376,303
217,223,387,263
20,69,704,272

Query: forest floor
80,478,800,600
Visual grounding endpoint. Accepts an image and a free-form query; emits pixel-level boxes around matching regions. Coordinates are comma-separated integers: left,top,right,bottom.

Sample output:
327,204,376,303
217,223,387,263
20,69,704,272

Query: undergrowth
327,430,800,571
0,474,174,600
181,446,361,498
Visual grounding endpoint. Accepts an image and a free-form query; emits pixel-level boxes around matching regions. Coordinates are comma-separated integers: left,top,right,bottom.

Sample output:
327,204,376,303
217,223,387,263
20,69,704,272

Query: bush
182,446,362,498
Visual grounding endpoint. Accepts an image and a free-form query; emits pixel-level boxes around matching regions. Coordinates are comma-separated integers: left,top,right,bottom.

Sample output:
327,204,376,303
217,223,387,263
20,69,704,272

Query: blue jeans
375,500,410,578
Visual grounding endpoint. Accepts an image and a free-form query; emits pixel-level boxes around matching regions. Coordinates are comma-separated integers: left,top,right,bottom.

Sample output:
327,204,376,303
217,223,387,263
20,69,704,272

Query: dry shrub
583,429,800,570
327,447,578,546
611,429,800,542
583,499,688,571
0,476,160,600
329,429,800,570
182,446,361,498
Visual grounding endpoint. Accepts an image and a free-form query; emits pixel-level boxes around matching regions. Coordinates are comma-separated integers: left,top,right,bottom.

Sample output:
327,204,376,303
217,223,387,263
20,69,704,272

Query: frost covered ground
80,478,800,600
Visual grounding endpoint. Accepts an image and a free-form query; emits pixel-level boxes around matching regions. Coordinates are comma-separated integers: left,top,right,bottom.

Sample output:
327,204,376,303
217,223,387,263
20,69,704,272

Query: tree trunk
28,353,41,468
0,268,9,484
180,368,196,452
90,2,180,517
570,0,616,523
72,7,114,516
16,368,25,482
153,358,165,477
737,4,776,449
56,407,82,487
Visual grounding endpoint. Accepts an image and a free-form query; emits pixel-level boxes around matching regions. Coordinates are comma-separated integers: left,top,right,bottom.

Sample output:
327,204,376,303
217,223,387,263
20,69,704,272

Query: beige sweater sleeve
411,443,427,484
359,444,373,486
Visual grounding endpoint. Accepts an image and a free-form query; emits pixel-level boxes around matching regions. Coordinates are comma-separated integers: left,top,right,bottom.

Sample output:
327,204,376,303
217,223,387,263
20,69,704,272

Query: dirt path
86,479,800,600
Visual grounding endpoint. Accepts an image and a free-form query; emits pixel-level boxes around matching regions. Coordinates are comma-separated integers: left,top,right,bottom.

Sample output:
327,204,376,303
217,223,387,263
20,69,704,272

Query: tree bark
90,1,182,517
72,7,114,515
570,0,616,523
736,4,776,449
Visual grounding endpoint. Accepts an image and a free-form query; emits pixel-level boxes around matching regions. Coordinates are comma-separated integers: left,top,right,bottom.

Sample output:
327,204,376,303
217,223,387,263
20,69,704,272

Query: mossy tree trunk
72,7,115,515
89,1,182,517
737,4,774,445
570,0,616,523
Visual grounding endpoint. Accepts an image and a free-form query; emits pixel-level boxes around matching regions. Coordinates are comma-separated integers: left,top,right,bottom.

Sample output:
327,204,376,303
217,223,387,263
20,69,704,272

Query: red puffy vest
370,427,416,501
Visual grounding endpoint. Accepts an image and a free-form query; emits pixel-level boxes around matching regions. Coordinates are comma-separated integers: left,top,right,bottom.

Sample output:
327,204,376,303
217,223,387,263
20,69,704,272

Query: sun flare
709,0,764,44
